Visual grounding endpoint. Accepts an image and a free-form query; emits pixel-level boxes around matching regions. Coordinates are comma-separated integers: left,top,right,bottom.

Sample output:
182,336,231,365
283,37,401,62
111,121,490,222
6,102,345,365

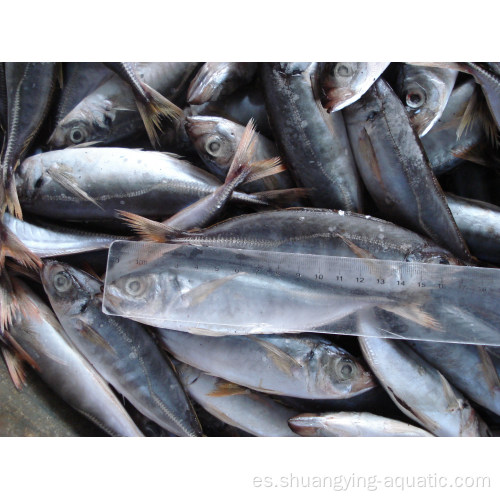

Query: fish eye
53,271,72,293
335,64,353,78
406,88,426,109
70,127,86,144
336,357,356,381
124,276,149,297
206,138,221,156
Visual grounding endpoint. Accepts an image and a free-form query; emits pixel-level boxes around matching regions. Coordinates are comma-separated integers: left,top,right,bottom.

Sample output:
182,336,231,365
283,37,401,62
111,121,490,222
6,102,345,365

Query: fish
158,330,376,399
421,78,484,175
288,411,433,437
175,361,299,437
184,115,294,191
49,62,199,148
41,260,203,437
187,62,258,105
358,309,490,437
343,77,472,262
260,62,363,212
15,147,275,222
7,276,143,436
394,64,457,137
103,62,185,146
1,62,58,217
319,62,389,112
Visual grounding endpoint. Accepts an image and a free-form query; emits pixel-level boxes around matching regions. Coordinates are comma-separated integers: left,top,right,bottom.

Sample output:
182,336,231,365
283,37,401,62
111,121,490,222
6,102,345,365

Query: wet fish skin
344,77,471,262
15,147,269,221
3,212,129,258
407,339,500,417
358,310,490,437
158,330,376,399
175,361,299,437
320,62,390,112
1,62,58,216
185,115,293,191
395,64,458,137
187,62,258,105
57,63,114,123
445,192,500,265
41,260,203,437
261,62,363,212
49,62,199,148
288,411,433,437
422,78,484,175
8,277,143,437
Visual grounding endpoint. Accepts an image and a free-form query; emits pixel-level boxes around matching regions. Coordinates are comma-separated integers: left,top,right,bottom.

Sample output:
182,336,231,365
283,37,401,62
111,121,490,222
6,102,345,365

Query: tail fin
137,81,184,148
0,222,42,270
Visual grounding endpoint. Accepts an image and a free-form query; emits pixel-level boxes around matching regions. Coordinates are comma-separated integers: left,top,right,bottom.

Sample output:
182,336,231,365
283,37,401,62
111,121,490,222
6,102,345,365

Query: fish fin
2,329,39,372
248,336,302,376
457,85,499,147
335,233,377,259
5,260,42,283
0,271,21,330
137,81,184,148
207,380,248,397
116,210,169,242
186,327,229,337
451,143,489,166
477,346,500,397
46,163,102,209
0,223,42,270
378,304,443,331
359,127,385,187
180,273,246,308
252,187,311,205
438,372,464,412
243,157,287,184
5,179,23,220
1,345,27,390
225,119,257,183
77,322,117,355
10,276,43,324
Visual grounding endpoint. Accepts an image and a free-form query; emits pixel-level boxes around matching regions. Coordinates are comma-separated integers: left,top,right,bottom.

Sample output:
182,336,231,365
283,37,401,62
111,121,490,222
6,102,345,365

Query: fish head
14,154,46,202
41,261,102,320
185,116,237,177
321,62,389,112
48,97,115,148
317,344,377,397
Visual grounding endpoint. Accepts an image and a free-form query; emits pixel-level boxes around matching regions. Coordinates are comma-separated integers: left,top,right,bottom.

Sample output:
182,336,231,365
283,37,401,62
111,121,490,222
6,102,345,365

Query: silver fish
288,412,433,437
158,330,376,399
175,362,299,437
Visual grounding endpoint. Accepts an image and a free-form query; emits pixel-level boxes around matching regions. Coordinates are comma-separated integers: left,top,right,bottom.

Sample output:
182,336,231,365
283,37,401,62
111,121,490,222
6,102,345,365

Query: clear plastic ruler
103,241,500,345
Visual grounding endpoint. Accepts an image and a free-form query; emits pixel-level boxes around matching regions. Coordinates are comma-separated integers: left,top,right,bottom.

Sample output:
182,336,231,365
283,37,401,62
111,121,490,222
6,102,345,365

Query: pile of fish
1,61,500,437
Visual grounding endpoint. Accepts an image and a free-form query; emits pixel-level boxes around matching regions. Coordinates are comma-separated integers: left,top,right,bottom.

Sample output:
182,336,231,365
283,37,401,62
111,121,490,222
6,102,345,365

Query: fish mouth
184,116,219,139
321,88,357,113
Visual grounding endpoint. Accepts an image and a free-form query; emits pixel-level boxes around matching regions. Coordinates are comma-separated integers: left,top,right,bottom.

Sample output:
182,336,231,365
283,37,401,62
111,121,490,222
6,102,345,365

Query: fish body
41,261,203,437
176,362,298,437
261,62,362,212
288,411,433,437
49,62,198,148
359,310,490,437
158,330,376,399
187,62,258,105
344,77,471,261
8,278,143,436
15,147,268,221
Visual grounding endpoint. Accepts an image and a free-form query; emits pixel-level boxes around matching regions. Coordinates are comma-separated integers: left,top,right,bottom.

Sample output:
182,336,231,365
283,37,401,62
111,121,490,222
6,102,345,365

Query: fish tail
116,210,170,242
1,345,27,390
252,187,311,206
224,119,258,185
0,221,42,271
243,157,287,185
137,81,184,148
0,270,20,330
